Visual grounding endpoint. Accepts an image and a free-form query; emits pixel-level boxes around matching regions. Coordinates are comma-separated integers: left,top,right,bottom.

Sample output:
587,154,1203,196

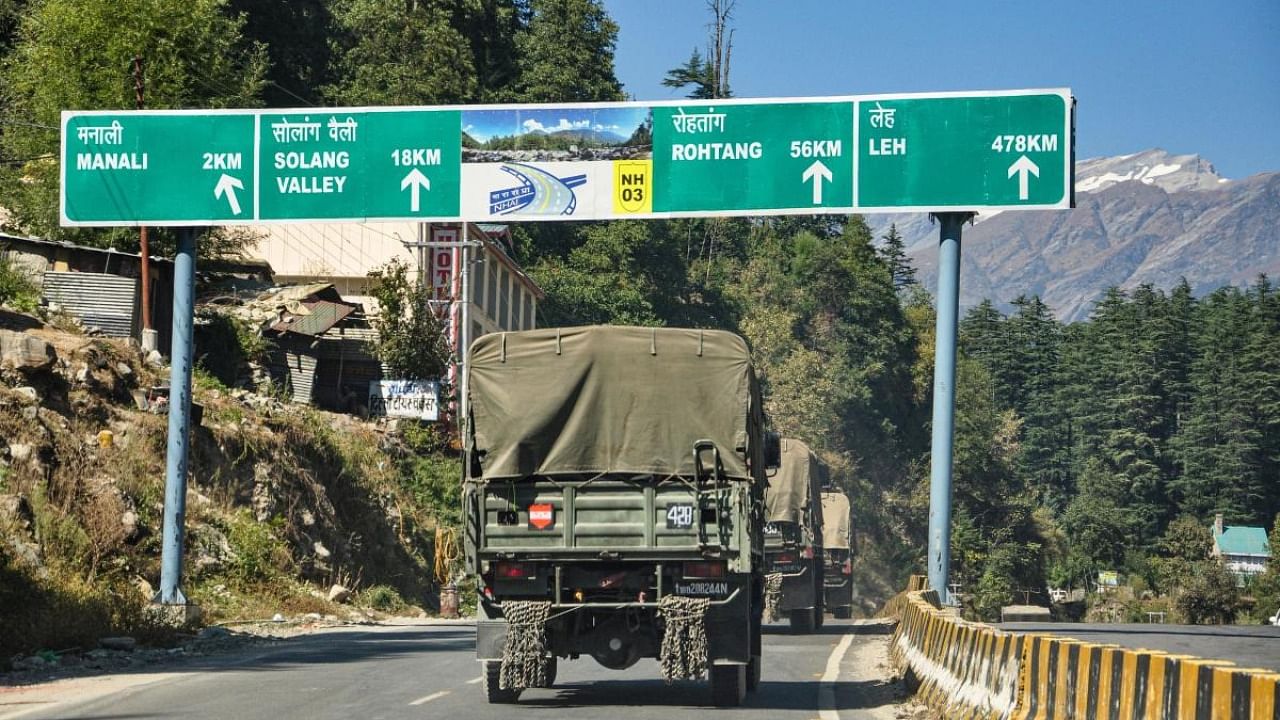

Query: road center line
408,690,450,706
465,676,483,685
819,633,855,720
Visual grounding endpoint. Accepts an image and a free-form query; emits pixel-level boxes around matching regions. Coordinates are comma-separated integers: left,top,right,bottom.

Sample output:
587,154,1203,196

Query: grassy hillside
0,311,461,662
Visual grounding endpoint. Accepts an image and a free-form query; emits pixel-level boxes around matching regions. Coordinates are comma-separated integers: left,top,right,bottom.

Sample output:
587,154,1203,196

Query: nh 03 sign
61,88,1073,226
368,380,440,421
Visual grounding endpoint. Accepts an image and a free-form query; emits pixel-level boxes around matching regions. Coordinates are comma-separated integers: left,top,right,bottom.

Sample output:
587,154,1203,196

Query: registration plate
674,581,730,597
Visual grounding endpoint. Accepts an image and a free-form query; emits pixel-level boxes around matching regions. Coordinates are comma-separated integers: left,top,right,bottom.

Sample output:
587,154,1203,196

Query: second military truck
763,438,826,632
464,326,777,706
820,490,855,618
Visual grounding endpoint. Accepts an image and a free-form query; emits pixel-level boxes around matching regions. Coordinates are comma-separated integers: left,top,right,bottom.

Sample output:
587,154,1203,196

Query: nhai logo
488,163,587,216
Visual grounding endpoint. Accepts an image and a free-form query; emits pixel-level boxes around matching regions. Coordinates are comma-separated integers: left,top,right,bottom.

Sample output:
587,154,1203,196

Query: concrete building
1211,514,1271,586
245,221,542,411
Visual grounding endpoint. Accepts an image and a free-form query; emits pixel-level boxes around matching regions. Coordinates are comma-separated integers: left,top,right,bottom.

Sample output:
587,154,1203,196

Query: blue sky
604,0,1280,179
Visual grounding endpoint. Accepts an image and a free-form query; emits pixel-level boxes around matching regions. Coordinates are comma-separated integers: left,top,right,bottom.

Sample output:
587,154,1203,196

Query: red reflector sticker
528,503,555,530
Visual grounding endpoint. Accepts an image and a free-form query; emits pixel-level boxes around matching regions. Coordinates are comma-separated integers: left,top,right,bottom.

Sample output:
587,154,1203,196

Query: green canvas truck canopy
821,491,852,550
765,438,824,525
467,325,760,481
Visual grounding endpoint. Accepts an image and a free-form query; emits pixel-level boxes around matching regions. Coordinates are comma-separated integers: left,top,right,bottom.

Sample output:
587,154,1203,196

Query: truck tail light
801,545,814,560
842,559,853,575
684,561,726,578
495,561,535,579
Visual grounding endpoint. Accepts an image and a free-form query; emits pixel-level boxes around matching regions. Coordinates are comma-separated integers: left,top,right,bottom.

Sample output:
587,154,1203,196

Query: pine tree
1009,296,1071,510
515,0,624,102
661,0,734,99
1173,287,1264,522
878,223,917,291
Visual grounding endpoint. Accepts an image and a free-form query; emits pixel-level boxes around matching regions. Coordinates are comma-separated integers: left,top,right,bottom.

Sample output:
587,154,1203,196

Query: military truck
820,490,855,618
762,439,826,632
463,326,777,706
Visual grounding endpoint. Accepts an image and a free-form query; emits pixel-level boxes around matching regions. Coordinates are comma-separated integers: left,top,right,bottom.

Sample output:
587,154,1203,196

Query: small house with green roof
1210,514,1271,586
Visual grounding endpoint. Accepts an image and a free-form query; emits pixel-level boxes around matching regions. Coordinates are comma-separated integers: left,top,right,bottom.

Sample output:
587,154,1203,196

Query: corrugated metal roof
42,272,138,338
1215,526,1270,556
271,300,354,336
476,224,509,235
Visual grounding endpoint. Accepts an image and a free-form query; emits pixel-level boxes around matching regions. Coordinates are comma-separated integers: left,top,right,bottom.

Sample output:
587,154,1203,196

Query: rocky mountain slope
0,310,459,660
866,149,1279,321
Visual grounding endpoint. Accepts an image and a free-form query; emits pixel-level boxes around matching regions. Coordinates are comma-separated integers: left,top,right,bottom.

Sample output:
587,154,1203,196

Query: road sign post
927,213,972,606
157,228,196,606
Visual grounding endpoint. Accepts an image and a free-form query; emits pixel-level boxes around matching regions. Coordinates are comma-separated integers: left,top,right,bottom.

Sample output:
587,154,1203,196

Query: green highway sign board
257,110,461,220
855,92,1071,210
652,102,854,213
61,89,1073,226
63,113,255,224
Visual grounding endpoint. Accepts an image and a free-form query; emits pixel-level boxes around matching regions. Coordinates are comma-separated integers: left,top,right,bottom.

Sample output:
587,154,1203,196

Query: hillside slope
0,310,460,660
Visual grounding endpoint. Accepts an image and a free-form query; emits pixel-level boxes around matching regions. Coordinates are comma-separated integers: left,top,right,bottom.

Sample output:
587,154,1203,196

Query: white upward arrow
802,160,833,204
1007,155,1040,201
401,168,431,212
214,174,244,215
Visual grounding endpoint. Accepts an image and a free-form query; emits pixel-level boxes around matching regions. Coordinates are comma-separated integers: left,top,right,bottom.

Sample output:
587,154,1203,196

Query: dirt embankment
0,310,461,666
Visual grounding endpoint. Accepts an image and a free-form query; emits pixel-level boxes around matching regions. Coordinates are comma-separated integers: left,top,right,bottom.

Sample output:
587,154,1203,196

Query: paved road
4,619,902,720
1001,623,1280,672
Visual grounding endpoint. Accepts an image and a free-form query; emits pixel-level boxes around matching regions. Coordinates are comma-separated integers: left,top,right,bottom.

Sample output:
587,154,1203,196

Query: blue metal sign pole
926,212,973,605
156,228,197,605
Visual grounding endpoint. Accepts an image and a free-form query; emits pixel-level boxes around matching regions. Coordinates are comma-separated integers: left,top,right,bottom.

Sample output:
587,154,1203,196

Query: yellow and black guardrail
888,585,1280,719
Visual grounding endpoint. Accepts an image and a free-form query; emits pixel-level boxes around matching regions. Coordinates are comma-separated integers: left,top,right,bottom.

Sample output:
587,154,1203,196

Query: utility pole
133,55,156,353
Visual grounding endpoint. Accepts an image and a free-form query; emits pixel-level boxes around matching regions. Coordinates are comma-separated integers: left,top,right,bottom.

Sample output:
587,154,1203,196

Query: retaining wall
889,589,1280,719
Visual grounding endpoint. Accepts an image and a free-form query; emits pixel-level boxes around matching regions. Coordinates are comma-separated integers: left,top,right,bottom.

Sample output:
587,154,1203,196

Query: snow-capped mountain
863,149,1278,322
1074,149,1226,194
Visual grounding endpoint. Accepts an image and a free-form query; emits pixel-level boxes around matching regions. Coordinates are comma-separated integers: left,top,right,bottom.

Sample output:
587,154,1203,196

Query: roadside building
1,232,174,347
1210,513,1271,586
256,283,380,412
2,232,272,354
246,221,542,340
244,221,542,415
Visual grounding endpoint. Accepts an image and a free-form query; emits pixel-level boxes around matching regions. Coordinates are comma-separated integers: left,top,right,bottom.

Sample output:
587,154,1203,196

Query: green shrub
1175,561,1242,624
194,311,273,388
0,254,40,313
222,511,290,586
362,584,406,612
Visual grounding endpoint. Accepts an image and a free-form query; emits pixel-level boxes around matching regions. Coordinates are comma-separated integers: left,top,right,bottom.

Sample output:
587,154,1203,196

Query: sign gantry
61,88,1073,226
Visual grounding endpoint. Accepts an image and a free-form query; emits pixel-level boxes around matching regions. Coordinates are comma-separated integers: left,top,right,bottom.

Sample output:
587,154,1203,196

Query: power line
0,118,59,131
0,153,55,165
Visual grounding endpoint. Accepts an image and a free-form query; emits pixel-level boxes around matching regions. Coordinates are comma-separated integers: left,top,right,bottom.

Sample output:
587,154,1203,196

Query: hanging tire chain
499,600,553,690
658,594,711,682
764,572,784,622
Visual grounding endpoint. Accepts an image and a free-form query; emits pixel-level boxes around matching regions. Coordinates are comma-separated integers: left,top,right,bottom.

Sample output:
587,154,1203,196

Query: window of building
471,255,485,305
525,296,535,330
486,257,498,321
498,267,510,330
512,280,524,330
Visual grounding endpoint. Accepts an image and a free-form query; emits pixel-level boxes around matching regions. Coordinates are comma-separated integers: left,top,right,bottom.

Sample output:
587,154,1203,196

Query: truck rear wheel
537,656,557,688
482,660,521,704
710,664,747,706
832,605,852,619
789,608,815,633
